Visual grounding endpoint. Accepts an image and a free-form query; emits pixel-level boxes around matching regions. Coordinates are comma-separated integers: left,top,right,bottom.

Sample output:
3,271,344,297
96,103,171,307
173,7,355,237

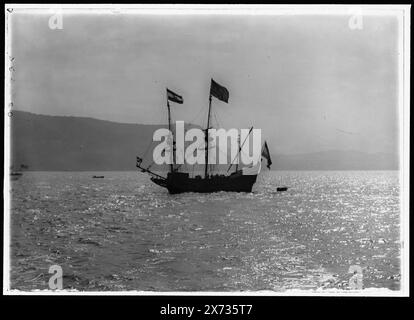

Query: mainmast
166,98,174,173
235,134,240,172
204,94,212,178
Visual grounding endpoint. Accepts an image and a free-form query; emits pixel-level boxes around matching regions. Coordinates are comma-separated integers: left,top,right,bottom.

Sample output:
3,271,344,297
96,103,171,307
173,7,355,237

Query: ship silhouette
136,79,272,194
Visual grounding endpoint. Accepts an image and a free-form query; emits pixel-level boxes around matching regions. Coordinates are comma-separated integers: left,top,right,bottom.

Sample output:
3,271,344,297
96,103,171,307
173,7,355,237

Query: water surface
9,171,401,291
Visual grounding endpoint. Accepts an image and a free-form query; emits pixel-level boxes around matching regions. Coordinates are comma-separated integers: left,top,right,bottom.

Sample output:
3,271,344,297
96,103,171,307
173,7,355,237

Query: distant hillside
272,151,398,170
9,111,398,171
10,111,166,171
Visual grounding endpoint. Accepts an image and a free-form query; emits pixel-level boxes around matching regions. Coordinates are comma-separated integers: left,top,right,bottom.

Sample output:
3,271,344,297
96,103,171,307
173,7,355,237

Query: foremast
166,94,175,173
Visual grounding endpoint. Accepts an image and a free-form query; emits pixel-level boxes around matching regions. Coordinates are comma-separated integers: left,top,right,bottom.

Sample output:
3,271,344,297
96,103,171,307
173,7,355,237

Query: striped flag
167,88,183,104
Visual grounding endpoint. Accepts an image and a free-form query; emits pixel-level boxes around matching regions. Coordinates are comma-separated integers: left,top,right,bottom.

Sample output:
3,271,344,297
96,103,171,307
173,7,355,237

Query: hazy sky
9,11,400,155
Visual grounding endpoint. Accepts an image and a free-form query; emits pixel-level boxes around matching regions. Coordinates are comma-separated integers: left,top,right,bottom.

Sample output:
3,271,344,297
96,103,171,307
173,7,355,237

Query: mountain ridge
9,110,398,171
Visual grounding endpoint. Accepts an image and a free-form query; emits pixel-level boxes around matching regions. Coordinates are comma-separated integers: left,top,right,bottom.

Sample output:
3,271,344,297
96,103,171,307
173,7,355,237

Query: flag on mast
210,79,229,103
167,88,183,104
261,141,272,169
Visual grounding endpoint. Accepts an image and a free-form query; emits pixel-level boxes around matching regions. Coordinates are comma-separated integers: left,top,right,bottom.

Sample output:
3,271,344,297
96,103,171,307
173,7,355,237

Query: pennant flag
261,141,272,169
167,88,183,104
210,79,229,103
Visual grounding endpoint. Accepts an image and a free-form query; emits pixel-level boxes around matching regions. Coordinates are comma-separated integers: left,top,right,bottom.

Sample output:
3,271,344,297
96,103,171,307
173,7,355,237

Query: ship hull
151,171,257,194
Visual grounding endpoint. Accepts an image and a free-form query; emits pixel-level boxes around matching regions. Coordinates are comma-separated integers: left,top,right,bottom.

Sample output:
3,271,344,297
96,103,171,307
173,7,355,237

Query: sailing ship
136,79,272,194
10,164,28,181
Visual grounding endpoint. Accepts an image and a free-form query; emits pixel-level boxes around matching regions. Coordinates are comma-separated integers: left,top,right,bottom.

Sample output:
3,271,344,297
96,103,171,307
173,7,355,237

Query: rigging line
147,160,155,171
212,109,223,129
188,102,207,126
210,108,220,130
142,140,154,159
175,161,183,171
212,110,219,129
227,126,253,173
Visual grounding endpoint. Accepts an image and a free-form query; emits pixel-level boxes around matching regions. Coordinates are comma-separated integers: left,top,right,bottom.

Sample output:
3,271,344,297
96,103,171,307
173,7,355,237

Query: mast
204,94,212,178
235,134,240,172
166,98,174,173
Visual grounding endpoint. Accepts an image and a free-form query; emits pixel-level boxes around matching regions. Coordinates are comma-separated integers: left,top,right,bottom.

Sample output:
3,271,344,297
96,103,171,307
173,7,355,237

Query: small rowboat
10,172,23,181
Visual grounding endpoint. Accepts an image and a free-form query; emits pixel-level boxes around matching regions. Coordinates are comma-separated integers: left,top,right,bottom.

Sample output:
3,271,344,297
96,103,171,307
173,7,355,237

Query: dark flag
210,79,229,103
261,141,272,169
167,88,183,104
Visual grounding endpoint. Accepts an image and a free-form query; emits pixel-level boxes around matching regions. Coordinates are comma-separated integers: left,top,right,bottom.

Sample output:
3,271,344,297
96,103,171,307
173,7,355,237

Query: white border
3,4,410,297
399,3,410,298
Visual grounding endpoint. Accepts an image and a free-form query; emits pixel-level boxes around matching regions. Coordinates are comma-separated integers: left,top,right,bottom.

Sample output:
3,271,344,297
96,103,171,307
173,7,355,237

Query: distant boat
10,164,27,181
10,172,23,181
277,187,288,192
136,79,273,194
92,175,104,179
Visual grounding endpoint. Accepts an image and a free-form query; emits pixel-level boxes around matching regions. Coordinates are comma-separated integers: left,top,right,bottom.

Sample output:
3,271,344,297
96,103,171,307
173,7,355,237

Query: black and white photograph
3,4,410,297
